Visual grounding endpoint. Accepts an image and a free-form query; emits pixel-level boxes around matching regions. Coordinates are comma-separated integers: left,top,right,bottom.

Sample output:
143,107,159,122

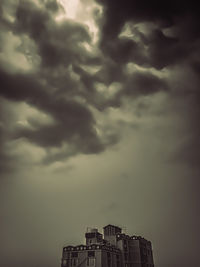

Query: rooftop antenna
121,226,127,234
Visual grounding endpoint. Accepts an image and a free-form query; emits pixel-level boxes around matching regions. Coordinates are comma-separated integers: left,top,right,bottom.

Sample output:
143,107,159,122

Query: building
61,224,154,267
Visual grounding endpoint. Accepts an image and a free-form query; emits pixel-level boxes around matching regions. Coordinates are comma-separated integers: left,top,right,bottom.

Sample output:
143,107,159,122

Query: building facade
61,225,154,267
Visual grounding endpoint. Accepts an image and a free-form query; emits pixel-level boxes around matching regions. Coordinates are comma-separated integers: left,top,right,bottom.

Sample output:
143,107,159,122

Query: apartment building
61,224,154,267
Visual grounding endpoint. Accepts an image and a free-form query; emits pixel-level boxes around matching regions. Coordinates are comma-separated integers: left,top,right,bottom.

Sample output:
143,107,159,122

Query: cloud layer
2,0,191,171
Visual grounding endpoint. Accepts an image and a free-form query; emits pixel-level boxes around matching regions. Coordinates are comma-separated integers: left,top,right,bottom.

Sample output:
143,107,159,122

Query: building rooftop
61,225,154,267
103,224,122,229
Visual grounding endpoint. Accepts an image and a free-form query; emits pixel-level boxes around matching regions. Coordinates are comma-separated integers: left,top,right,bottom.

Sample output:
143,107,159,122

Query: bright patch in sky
59,0,79,19
58,0,102,43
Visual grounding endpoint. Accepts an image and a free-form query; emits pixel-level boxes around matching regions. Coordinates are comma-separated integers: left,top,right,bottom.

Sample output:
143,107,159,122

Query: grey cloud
145,28,195,69
0,0,199,169
122,71,168,96
102,38,146,65
14,0,92,67
93,0,200,171
96,0,200,40
0,0,110,167
0,69,105,158
94,71,168,110
0,98,25,174
95,0,200,71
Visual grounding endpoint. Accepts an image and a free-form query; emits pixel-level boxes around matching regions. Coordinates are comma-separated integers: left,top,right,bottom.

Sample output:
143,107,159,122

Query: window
124,253,128,261
63,259,70,267
67,259,78,267
107,252,111,267
88,251,95,257
72,258,78,266
71,252,78,258
87,258,95,266
62,259,67,266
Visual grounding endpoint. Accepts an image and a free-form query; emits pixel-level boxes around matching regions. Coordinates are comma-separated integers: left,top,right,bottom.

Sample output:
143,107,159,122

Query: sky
0,0,200,267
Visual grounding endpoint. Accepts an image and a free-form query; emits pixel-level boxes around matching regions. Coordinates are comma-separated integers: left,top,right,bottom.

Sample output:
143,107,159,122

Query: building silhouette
61,224,154,267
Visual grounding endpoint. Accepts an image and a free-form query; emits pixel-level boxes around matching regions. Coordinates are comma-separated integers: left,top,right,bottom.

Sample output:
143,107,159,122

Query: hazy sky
0,1,200,267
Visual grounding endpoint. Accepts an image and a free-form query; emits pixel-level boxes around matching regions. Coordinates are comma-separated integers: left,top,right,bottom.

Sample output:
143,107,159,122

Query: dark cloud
0,0,106,168
95,0,200,70
94,0,200,169
0,68,105,165
122,71,168,96
102,38,146,65
0,0,199,170
14,0,93,67
96,0,200,38
145,29,188,69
